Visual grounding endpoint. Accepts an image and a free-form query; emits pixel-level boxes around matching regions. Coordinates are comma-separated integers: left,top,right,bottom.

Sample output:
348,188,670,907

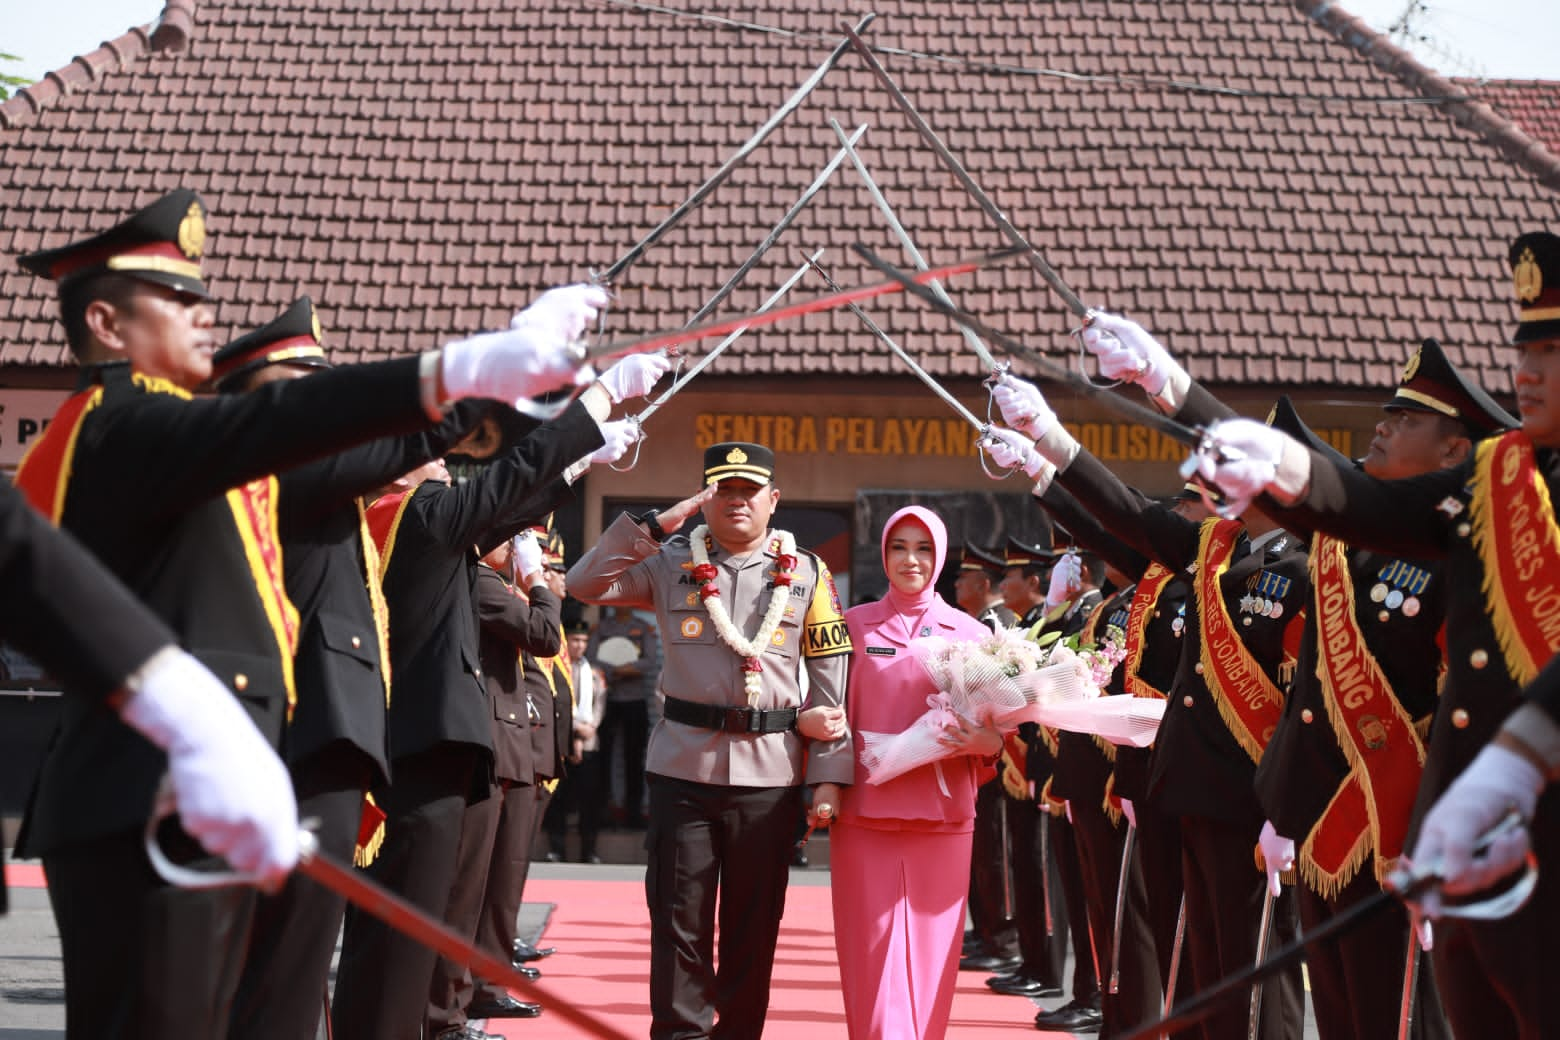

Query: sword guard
975,427,1019,482
608,416,646,472
1387,811,1539,920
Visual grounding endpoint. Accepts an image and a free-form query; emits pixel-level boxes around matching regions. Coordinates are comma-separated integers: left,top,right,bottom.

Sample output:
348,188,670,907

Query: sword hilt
1384,810,1539,920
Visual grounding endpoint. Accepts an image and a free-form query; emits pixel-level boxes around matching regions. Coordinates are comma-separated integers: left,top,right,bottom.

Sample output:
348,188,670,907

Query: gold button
1241,616,1252,627
1154,610,1162,618
1194,662,1204,674
1301,708,1314,723
1452,708,1470,729
474,669,482,678
234,673,249,691
351,636,362,649
1183,695,1195,707
1470,649,1489,670
1378,610,1389,623
1456,522,1471,538
508,712,516,720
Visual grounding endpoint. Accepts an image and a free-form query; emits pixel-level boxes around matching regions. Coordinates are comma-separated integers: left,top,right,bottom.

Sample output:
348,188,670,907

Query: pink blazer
841,596,997,828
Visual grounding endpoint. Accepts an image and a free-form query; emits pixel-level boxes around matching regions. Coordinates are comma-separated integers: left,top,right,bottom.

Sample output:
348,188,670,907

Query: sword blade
637,250,822,424
843,24,1091,318
1397,918,1422,1040
827,118,1000,371
1109,823,1135,995
596,14,876,285
1247,884,1277,1040
296,840,635,1040
851,243,1206,448
803,255,986,432
583,246,1023,365
682,126,867,330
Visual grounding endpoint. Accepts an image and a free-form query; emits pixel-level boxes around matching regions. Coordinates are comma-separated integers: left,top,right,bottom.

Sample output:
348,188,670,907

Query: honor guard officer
988,376,1310,1040
1196,232,1560,1039
1253,353,1512,1040
207,298,510,1040
0,480,298,914
566,441,853,1040
955,544,1019,632
12,189,597,1038
333,349,661,1040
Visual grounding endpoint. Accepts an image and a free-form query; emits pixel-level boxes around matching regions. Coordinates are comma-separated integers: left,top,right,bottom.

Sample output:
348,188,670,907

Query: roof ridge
1294,0,1560,194
0,0,197,131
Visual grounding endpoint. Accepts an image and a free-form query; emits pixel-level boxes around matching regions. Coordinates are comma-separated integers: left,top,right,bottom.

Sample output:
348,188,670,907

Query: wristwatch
638,509,667,542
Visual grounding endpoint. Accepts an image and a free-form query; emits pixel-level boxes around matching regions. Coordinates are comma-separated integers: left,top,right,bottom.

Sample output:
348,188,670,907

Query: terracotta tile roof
1,0,1557,400
1462,79,1560,160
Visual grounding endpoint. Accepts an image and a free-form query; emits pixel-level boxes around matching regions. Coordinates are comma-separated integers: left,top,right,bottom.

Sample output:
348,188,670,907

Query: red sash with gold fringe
355,499,393,707
365,491,414,577
227,477,300,714
14,387,102,521
1123,563,1175,701
1469,431,1560,685
1196,519,1284,764
1300,534,1426,896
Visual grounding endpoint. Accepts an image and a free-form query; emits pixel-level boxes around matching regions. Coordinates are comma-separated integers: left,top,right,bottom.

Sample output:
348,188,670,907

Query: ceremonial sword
1248,880,1277,1040
843,23,1093,319
1108,821,1135,995
594,13,875,287
611,250,823,470
145,795,636,1040
1117,814,1539,1040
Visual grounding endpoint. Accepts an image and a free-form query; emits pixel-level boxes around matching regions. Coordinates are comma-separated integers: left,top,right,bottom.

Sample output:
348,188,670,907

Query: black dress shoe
515,964,541,980
989,974,1062,997
434,1027,502,1040
960,953,1022,973
511,940,556,962
791,846,810,868
468,994,543,1019
1034,999,1103,1032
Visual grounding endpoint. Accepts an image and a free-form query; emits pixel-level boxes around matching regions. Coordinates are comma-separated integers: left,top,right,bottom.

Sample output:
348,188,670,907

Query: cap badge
310,308,324,345
1515,247,1542,303
177,201,206,260
1401,348,1421,383
726,446,748,464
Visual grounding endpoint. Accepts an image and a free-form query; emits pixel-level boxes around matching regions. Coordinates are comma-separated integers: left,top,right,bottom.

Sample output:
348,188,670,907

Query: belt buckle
726,706,759,733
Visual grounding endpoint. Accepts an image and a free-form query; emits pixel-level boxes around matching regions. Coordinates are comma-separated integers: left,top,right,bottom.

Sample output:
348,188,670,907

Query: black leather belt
663,695,798,734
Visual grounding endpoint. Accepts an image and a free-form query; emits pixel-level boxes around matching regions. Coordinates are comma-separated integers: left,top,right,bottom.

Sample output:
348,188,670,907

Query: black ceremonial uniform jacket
523,638,572,784
1253,535,1445,854
1272,443,1558,837
21,358,428,856
1057,450,1310,827
380,402,600,772
1052,584,1135,806
475,565,560,786
278,403,490,783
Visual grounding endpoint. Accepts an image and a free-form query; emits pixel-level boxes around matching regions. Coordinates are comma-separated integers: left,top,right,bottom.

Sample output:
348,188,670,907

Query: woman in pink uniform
825,505,1003,1040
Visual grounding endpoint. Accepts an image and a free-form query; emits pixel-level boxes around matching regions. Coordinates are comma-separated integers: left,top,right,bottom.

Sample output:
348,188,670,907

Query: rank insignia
1435,496,1465,519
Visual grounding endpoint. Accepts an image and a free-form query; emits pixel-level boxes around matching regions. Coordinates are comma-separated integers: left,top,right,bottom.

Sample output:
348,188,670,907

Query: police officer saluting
567,441,853,1040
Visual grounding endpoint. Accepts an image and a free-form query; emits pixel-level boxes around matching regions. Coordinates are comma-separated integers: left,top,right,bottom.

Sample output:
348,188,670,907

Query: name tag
865,645,897,657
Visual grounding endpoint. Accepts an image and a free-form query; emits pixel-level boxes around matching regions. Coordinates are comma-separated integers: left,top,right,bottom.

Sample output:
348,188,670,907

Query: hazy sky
5,0,1557,87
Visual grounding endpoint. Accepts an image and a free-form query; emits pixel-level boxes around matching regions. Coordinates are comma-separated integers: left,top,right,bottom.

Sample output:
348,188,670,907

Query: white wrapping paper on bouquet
856,627,1130,787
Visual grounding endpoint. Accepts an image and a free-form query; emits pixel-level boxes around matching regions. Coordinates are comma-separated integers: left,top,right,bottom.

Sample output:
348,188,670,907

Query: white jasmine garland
689,525,797,703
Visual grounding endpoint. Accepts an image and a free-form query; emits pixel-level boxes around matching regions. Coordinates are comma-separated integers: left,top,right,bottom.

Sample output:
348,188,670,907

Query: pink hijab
879,504,948,616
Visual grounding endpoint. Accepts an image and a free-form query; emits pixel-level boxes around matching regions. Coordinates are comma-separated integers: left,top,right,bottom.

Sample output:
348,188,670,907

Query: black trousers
332,745,481,1040
426,779,504,1032
1052,812,1101,1005
1008,796,1070,988
545,748,604,857
471,781,543,1006
644,774,800,1040
46,826,256,1039
229,748,372,1040
967,780,1019,958
601,699,650,823
1178,815,1303,1040
1297,870,1449,1040
1070,801,1160,1038
1428,789,1560,1040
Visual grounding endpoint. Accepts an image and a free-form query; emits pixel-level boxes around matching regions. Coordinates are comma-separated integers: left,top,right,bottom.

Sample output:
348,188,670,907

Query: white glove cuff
119,646,209,751
1030,465,1057,498
1150,365,1192,416
1033,424,1081,469
1267,437,1314,506
562,456,592,486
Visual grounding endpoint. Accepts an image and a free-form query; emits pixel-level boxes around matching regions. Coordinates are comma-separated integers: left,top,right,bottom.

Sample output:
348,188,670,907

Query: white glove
119,647,300,887
597,351,671,404
1081,311,1184,396
1189,418,1298,514
586,419,642,466
440,324,593,406
509,283,611,343
1046,553,1082,609
1121,797,1137,829
512,531,544,581
1258,820,1296,898
982,426,1047,479
991,375,1057,439
1410,743,1542,909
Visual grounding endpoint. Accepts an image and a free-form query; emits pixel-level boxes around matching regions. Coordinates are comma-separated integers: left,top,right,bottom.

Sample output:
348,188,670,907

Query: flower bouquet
857,626,1129,787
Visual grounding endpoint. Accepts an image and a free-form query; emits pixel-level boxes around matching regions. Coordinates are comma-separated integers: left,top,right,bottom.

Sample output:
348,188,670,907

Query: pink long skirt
830,819,974,1040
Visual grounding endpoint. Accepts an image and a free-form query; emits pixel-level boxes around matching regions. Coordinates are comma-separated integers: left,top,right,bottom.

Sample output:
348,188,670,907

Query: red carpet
483,877,1063,1038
